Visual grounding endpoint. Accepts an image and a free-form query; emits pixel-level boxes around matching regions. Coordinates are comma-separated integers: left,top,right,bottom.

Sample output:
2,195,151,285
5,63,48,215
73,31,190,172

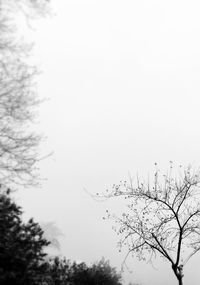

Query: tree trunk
178,277,183,285
172,263,184,285
172,266,183,285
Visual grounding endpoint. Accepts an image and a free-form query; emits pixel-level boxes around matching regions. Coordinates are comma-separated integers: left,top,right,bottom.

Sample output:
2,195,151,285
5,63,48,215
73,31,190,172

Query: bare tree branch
0,0,50,187
105,164,200,285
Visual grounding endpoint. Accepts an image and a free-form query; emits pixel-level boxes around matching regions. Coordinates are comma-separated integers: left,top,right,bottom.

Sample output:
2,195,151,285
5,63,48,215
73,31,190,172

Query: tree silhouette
69,258,122,285
43,256,71,285
0,189,50,284
106,164,200,285
42,257,122,285
88,258,122,285
0,0,50,187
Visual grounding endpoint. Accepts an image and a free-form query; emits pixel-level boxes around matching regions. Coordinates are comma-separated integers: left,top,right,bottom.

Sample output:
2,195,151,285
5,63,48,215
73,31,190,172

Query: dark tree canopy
0,189,123,285
0,189,50,285
70,258,122,285
106,164,200,285
43,257,123,285
88,258,122,285
43,257,71,285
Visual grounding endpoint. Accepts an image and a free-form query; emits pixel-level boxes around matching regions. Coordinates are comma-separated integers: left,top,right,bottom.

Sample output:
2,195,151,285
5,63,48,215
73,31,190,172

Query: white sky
17,0,200,284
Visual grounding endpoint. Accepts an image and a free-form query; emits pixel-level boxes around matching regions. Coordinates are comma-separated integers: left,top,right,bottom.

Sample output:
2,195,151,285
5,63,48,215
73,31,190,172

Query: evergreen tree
0,190,50,285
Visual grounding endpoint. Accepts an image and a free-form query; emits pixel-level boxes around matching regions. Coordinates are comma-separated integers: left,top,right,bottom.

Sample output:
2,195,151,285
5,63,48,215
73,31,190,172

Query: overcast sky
17,1,200,284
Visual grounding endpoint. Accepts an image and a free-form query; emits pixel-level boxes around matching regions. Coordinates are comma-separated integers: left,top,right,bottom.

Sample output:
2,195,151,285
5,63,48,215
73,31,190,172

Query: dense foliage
44,257,123,285
0,190,50,285
0,190,123,285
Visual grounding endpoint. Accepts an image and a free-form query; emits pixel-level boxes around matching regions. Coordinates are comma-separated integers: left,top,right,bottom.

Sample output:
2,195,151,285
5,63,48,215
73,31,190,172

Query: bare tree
105,164,200,285
0,0,49,187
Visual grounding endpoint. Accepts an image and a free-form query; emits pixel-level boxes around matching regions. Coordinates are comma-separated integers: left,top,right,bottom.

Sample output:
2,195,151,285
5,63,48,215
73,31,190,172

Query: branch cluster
106,165,200,279
0,0,49,187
